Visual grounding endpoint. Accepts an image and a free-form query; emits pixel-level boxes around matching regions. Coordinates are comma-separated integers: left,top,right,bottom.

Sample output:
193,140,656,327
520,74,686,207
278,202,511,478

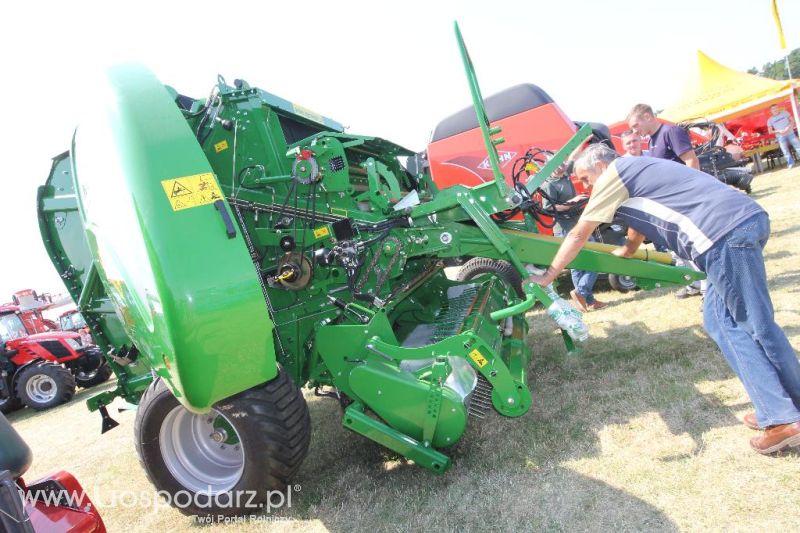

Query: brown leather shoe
569,289,588,313
587,300,607,311
750,422,800,454
743,412,760,430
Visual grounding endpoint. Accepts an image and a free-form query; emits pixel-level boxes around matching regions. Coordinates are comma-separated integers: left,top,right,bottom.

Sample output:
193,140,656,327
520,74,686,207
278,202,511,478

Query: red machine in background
7,290,72,335
0,305,112,413
426,84,604,233
0,412,106,532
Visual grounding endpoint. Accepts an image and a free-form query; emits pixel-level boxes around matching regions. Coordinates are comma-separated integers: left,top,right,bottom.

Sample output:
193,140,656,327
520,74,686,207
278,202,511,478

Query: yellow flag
772,0,787,49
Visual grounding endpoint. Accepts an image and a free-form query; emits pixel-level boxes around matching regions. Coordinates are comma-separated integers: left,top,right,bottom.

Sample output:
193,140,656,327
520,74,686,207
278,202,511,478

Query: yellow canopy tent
659,51,797,123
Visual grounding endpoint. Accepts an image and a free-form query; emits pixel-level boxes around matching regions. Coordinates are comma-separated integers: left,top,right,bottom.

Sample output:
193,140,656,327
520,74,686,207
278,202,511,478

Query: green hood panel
71,64,276,412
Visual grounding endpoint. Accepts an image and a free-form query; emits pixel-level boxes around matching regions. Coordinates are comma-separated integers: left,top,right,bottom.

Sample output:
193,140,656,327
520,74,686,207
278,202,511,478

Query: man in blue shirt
627,104,700,169
528,144,800,454
767,104,800,169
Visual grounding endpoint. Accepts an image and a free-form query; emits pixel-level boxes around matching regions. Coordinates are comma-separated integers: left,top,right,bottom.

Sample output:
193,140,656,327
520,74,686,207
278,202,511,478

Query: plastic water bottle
547,300,589,342
525,264,589,342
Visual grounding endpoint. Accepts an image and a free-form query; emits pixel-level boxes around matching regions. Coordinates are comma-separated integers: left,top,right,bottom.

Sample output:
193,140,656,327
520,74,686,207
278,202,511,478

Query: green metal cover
71,64,276,412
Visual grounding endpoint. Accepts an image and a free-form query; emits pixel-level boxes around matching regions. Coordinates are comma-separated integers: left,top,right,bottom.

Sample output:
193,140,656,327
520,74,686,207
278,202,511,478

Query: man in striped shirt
528,143,800,453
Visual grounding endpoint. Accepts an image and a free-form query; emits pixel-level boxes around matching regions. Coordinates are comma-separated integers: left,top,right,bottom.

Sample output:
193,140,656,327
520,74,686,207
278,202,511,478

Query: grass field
8,166,800,532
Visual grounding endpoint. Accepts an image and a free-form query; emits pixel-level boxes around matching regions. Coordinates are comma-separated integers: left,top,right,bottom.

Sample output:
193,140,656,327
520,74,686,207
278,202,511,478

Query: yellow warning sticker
214,139,229,153
161,173,224,212
468,349,488,368
313,226,330,239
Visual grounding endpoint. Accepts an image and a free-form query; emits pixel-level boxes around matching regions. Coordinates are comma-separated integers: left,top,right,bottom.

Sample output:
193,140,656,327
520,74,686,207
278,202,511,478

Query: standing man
540,167,606,312
620,130,645,157
528,144,800,454
767,104,800,169
627,104,700,169
628,103,703,298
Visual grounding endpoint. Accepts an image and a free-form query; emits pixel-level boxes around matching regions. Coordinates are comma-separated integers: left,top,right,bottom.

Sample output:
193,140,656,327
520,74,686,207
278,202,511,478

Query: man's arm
528,219,600,286
611,227,646,257
679,149,700,170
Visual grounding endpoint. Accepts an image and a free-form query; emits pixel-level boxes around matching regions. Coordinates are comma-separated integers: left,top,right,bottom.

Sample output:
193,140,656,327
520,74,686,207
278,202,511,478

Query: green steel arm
525,123,593,193
454,22,508,198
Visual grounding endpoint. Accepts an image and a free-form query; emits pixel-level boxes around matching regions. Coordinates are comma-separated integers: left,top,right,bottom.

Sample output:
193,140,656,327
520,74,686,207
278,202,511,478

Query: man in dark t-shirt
627,104,700,169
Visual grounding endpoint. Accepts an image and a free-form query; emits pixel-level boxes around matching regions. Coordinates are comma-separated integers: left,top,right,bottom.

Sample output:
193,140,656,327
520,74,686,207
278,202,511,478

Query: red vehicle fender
22,470,107,533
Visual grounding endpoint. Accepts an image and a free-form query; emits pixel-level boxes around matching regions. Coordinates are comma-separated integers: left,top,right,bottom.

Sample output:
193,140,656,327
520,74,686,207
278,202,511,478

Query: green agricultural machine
37,24,702,515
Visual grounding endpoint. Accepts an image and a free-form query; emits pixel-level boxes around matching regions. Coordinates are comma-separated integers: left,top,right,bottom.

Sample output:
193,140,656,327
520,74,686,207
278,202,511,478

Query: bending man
527,144,800,453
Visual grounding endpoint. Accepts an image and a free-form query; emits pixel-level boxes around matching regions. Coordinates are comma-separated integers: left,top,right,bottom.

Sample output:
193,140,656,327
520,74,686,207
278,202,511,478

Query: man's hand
610,246,630,257
611,227,646,258
528,269,553,287
527,219,599,287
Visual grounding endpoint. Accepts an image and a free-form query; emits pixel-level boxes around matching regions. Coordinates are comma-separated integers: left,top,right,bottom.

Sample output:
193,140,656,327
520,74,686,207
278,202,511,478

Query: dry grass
8,167,800,532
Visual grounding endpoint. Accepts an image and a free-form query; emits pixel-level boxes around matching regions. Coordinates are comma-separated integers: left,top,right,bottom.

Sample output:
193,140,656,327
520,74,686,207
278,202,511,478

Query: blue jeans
696,213,800,426
571,269,599,305
777,131,800,166
555,227,600,304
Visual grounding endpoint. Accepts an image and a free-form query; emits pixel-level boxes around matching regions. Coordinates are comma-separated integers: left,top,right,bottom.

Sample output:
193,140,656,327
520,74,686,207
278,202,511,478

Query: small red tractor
0,305,112,413
57,309,94,347
1,412,106,532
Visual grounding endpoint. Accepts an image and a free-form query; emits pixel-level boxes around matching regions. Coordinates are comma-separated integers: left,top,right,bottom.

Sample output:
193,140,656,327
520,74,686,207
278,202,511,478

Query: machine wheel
0,394,21,414
134,368,311,516
15,363,76,411
457,258,525,298
608,273,638,293
72,348,113,388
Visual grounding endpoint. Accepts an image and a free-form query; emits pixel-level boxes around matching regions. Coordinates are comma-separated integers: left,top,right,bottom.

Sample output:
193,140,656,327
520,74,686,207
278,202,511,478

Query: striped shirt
579,156,764,261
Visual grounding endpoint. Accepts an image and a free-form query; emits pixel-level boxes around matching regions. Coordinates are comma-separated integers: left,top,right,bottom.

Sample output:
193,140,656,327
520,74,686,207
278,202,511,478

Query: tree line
747,48,800,80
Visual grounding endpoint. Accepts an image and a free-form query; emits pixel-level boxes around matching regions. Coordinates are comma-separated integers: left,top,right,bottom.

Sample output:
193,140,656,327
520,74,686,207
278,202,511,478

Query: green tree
750,48,800,79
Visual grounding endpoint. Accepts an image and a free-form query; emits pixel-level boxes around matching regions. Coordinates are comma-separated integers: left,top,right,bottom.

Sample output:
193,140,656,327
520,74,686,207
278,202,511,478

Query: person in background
620,130,645,157
540,156,607,312
627,104,700,169
767,104,800,169
628,103,703,299
528,144,800,454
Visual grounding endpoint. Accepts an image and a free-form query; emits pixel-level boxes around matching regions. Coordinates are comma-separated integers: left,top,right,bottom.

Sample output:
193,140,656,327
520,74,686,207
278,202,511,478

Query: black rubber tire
608,273,638,293
456,258,525,298
722,167,753,193
0,393,21,414
72,349,113,388
15,363,76,411
134,368,311,517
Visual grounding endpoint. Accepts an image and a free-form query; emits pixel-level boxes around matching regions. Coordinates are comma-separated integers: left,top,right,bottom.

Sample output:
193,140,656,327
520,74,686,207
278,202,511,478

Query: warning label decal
161,173,224,211
468,349,488,368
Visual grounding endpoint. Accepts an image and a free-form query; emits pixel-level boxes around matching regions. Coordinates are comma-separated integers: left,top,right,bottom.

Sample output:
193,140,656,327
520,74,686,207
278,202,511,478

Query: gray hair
573,143,618,171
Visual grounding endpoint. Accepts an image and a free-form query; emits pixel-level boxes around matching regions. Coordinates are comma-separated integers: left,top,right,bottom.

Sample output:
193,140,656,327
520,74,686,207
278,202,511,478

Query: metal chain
355,236,402,296
232,202,287,360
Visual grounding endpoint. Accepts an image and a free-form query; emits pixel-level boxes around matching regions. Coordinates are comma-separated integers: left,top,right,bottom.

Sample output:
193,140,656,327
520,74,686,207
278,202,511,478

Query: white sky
1,0,797,300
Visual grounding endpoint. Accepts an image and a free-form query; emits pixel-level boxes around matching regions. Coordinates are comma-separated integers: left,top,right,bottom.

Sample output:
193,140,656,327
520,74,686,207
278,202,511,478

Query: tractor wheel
457,258,525,298
608,273,638,293
134,368,311,516
15,363,76,411
73,348,113,388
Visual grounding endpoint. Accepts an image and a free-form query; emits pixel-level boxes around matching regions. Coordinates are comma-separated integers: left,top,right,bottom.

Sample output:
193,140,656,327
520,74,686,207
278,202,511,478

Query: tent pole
786,57,800,135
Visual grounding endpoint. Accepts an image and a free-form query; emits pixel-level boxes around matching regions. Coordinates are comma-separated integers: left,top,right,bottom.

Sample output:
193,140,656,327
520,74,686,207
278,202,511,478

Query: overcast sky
1,0,797,302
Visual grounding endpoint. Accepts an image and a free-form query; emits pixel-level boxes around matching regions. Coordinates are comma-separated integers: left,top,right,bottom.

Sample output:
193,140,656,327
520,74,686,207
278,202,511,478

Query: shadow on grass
763,249,793,262
769,271,800,293
257,319,743,530
771,224,800,239
749,185,781,199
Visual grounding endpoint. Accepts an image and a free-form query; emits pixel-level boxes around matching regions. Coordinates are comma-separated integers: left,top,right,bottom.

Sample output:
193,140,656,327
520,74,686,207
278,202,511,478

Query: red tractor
57,309,93,347
0,305,112,413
